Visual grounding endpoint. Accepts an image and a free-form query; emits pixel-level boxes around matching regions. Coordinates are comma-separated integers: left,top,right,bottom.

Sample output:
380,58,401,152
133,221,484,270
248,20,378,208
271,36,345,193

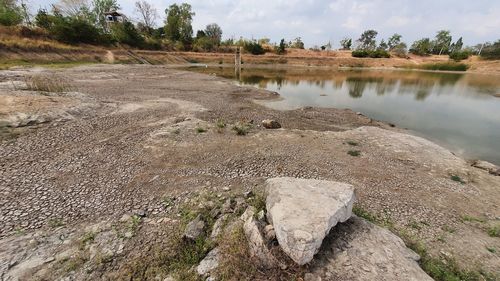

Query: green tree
378,39,388,51
205,23,222,46
410,38,433,56
340,38,352,50
387,34,402,50
480,40,500,60
392,42,408,58
111,21,144,47
276,38,286,55
432,30,452,55
164,3,194,45
450,37,463,53
357,30,378,51
0,0,23,26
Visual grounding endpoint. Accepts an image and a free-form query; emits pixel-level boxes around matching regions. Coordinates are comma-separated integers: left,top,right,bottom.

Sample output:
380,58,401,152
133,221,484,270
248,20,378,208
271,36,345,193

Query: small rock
197,248,220,276
240,206,256,222
222,198,234,213
243,217,278,269
184,215,205,240
256,210,265,221
134,210,147,218
264,224,276,241
243,191,254,198
211,215,228,240
262,119,282,129
304,273,322,281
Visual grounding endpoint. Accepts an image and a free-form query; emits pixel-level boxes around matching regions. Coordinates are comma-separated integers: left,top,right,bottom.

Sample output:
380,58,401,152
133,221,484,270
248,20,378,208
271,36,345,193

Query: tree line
1,0,499,59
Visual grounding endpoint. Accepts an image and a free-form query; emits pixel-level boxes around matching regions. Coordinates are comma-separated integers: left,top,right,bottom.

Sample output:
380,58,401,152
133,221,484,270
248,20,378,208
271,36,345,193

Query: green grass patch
216,119,226,129
79,231,96,250
461,215,485,223
195,127,207,133
347,150,361,157
486,246,496,254
487,225,499,237
421,62,469,72
347,141,359,146
450,175,465,184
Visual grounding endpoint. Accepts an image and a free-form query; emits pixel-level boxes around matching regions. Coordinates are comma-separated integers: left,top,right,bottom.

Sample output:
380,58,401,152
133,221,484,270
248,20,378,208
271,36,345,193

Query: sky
30,0,500,48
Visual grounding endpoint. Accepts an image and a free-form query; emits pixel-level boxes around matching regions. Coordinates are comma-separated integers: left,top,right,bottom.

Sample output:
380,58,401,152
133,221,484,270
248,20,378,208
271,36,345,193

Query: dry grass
25,75,71,93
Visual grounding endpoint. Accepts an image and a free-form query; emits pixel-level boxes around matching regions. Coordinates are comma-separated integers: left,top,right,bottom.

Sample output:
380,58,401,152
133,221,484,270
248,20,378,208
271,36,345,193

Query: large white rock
266,177,355,265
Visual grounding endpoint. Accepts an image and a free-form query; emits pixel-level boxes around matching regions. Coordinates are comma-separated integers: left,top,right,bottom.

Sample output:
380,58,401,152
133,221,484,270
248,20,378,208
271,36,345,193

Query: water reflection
185,66,500,164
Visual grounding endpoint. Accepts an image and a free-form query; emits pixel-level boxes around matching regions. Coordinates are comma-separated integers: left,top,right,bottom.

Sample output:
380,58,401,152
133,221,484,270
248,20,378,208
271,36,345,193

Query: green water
188,66,500,165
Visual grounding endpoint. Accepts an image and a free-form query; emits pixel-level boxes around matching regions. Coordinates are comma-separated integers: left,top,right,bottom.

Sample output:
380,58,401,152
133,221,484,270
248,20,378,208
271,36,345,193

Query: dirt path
0,65,498,280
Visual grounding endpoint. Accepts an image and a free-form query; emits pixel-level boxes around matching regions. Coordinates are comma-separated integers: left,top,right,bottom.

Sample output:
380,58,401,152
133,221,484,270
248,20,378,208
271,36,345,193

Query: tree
340,38,352,50
164,3,195,45
450,37,463,53
195,30,205,39
387,34,402,50
480,40,500,60
111,21,144,47
432,30,452,55
290,37,304,49
0,0,24,25
392,42,408,58
205,23,222,46
410,38,433,56
276,38,286,55
135,0,157,32
378,39,388,51
357,30,378,50
91,0,120,31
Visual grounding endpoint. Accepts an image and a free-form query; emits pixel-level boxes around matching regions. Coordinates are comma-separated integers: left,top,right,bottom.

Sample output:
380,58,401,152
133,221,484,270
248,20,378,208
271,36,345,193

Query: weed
232,123,251,136
79,231,96,250
347,150,361,157
129,215,141,232
247,191,266,215
450,175,465,184
442,225,456,233
461,215,485,223
486,247,496,254
162,196,173,208
352,206,378,223
347,141,359,146
25,75,70,93
216,119,226,129
63,253,87,272
48,218,65,228
196,127,207,133
437,234,446,243
487,226,499,237
172,128,180,135
95,252,114,265
409,221,422,230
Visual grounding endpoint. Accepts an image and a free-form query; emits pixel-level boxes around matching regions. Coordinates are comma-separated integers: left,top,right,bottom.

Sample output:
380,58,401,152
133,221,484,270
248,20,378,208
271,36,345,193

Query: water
187,66,500,165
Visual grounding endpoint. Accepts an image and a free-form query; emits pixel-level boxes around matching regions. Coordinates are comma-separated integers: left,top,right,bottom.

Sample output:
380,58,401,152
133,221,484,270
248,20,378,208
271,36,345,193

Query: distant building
104,11,125,24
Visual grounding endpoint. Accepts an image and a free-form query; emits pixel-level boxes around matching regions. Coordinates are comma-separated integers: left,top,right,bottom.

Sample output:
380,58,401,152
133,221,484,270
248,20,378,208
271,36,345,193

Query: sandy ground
0,65,499,280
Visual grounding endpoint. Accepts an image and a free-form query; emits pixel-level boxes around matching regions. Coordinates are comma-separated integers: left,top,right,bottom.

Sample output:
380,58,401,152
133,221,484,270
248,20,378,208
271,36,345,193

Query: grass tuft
25,75,70,93
450,175,465,184
347,141,359,146
232,123,251,136
196,127,207,133
347,150,361,157
487,225,499,237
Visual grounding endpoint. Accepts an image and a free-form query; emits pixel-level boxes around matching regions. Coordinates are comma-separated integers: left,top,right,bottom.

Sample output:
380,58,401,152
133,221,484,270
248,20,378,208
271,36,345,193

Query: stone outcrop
266,177,355,265
308,216,433,281
241,207,278,269
197,248,220,276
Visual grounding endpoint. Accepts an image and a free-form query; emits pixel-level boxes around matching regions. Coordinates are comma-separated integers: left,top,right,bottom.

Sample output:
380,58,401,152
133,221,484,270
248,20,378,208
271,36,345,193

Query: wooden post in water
235,47,241,80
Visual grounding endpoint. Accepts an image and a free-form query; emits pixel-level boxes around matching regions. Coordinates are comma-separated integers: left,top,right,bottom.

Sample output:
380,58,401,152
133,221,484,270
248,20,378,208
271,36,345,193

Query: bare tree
135,0,157,30
55,0,90,17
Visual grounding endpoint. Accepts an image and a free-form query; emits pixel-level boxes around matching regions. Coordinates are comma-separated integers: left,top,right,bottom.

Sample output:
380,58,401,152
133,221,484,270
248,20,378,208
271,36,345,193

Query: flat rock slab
308,216,433,281
266,177,355,265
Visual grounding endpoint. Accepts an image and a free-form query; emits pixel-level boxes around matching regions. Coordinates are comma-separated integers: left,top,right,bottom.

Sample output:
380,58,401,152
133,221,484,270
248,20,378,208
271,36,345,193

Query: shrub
422,63,469,71
243,41,265,55
275,38,286,55
348,150,361,156
449,50,471,61
480,40,500,60
352,50,390,58
410,38,433,56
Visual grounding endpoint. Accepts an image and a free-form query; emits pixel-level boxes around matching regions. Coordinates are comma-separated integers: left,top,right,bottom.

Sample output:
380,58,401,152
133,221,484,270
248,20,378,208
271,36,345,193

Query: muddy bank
0,65,499,280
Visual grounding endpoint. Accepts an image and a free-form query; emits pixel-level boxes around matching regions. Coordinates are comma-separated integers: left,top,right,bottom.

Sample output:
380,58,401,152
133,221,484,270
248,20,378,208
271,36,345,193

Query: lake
186,66,500,165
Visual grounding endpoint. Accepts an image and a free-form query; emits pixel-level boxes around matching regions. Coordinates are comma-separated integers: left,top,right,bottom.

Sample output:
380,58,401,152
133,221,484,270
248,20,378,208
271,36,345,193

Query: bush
449,50,470,61
243,41,265,55
352,49,390,58
421,63,469,71
480,40,500,60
